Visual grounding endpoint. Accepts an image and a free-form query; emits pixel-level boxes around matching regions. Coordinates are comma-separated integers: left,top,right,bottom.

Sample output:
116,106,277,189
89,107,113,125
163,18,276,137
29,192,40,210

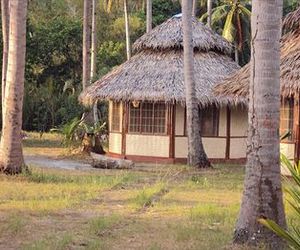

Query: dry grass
0,133,297,249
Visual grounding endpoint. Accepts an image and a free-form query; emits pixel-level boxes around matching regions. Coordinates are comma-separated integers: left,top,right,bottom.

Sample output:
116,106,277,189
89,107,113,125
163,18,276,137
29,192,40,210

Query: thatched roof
80,15,239,106
133,14,232,55
214,7,300,103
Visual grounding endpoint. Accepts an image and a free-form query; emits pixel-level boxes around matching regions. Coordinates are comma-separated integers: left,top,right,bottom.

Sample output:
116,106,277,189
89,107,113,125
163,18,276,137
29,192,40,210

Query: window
199,105,219,137
280,98,294,141
111,102,121,132
129,102,166,134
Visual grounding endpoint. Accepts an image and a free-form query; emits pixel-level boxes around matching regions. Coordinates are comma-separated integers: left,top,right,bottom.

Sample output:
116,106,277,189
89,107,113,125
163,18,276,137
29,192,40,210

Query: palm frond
259,219,300,250
222,8,236,42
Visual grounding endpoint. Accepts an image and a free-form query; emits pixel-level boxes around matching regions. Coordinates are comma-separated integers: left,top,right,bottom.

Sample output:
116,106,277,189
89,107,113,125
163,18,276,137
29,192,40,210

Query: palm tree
124,0,131,60
201,0,251,64
91,0,99,123
234,0,286,247
207,0,212,27
1,0,10,126
82,0,92,90
105,0,131,60
182,0,211,168
146,0,152,32
0,0,28,174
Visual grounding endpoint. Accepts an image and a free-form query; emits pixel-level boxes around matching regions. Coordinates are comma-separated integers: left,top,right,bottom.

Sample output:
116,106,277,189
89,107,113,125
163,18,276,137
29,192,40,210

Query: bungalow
79,15,246,164
214,7,300,162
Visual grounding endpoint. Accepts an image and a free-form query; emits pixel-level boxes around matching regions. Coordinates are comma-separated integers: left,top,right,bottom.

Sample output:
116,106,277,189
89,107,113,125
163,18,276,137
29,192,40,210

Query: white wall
126,134,170,157
109,133,122,154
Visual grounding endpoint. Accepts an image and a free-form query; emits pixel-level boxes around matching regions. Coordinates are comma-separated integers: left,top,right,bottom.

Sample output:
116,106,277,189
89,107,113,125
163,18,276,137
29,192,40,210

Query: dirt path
24,155,92,170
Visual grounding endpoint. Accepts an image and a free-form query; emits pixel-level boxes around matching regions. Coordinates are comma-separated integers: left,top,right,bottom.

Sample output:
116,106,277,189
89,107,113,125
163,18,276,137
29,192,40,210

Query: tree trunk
146,0,152,32
182,0,211,168
233,0,286,248
0,0,28,174
82,0,92,90
207,0,212,28
192,0,197,17
124,0,131,60
90,0,97,82
1,0,10,127
90,0,99,123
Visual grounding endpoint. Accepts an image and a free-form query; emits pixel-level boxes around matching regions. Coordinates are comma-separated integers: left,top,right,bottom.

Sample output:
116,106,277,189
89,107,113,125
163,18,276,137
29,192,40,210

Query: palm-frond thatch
283,6,300,33
214,7,300,103
79,15,240,106
133,15,232,55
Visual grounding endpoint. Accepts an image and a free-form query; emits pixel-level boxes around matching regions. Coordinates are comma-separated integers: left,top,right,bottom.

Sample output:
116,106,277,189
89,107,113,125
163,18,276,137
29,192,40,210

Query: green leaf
222,8,236,42
259,219,300,250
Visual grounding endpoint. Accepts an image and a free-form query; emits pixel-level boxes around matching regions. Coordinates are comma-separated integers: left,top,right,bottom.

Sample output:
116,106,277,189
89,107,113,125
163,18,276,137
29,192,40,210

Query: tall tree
91,0,99,122
0,0,28,174
82,0,92,90
146,0,152,32
124,0,131,60
207,0,212,27
1,0,10,126
182,1,211,168
234,0,286,247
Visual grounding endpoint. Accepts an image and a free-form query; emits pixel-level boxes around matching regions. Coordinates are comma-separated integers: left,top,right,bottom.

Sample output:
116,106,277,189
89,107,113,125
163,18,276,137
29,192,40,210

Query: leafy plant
51,117,107,149
259,154,300,250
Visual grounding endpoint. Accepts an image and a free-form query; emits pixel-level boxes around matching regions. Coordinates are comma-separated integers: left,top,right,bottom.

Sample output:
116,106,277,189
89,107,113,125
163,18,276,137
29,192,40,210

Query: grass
0,132,298,249
88,214,121,236
131,182,168,209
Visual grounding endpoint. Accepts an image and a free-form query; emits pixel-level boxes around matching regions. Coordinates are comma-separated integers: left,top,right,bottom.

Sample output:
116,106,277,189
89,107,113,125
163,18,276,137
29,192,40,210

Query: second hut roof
214,7,300,104
80,15,240,106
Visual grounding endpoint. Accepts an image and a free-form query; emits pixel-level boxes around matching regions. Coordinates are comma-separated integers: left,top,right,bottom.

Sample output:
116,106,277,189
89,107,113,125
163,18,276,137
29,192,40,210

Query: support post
225,106,231,160
169,104,176,160
121,102,128,158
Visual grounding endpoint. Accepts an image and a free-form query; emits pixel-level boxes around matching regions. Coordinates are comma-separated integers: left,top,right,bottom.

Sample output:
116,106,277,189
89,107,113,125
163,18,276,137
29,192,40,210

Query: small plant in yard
88,215,120,236
51,117,107,154
132,182,168,209
259,154,300,249
6,214,26,234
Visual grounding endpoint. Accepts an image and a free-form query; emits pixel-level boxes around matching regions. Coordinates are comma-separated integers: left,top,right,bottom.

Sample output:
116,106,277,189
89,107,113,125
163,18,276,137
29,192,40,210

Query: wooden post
121,102,128,158
294,95,300,163
169,104,175,160
225,106,231,160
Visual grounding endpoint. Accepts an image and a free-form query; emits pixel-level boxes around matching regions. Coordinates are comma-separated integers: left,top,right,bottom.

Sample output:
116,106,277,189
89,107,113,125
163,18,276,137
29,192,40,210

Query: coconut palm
146,0,152,32
233,0,286,247
105,0,131,60
259,155,300,250
182,0,211,168
82,0,92,90
90,0,99,122
0,0,28,174
124,0,131,59
1,0,9,125
201,0,251,64
207,0,212,27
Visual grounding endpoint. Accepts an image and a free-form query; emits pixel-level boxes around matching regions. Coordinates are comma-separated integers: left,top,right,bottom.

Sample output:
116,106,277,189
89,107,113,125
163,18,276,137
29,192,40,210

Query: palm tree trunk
82,0,92,90
192,0,197,16
1,0,10,127
91,0,99,123
0,0,28,174
182,0,211,168
146,0,152,32
91,0,97,82
207,0,212,27
233,0,286,247
124,0,131,60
